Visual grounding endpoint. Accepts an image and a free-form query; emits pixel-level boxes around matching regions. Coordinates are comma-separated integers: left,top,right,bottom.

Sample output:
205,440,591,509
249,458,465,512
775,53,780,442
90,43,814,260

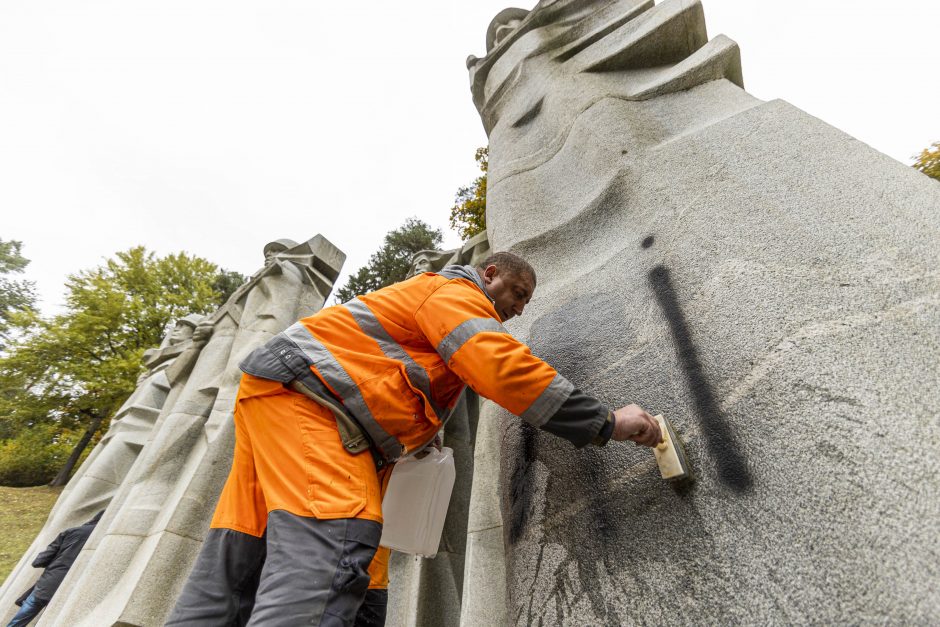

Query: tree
335,218,443,303
213,269,249,305
449,147,488,240
0,247,237,486
0,239,36,351
913,141,940,181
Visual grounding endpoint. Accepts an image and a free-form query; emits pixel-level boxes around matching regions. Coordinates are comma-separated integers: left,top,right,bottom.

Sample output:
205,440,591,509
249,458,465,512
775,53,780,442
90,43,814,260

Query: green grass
0,486,63,582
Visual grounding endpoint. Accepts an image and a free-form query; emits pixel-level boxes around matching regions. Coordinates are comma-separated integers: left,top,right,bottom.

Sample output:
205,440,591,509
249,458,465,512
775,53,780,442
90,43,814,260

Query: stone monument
465,0,940,624
0,235,345,626
407,249,455,277
0,313,204,619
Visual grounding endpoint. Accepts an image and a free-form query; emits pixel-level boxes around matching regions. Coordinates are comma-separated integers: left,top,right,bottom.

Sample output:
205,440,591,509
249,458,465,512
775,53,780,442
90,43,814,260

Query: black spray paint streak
501,246,753,623
507,422,539,546
504,421,622,623
648,263,752,491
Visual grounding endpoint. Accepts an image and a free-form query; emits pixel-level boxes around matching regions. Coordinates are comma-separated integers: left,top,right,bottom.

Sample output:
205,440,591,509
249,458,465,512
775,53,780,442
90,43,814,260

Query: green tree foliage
449,147,488,241
335,218,443,303
0,247,234,486
213,268,249,306
0,423,78,488
0,239,36,351
913,141,940,181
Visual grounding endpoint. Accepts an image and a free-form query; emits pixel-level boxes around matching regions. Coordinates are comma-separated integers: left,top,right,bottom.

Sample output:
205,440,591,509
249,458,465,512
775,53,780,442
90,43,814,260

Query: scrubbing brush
652,414,692,481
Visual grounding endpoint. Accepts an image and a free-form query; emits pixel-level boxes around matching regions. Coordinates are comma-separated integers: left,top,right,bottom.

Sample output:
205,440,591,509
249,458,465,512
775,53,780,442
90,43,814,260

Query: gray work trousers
166,510,384,626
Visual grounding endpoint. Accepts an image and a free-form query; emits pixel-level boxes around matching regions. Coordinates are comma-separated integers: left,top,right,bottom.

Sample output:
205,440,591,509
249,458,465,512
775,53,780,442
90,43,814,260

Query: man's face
482,265,535,322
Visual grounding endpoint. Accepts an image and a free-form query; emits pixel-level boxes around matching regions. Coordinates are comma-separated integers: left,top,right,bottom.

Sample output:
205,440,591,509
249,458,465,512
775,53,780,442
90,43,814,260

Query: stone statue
404,232,491,282
452,231,491,269
0,314,204,619
407,248,457,278
464,1,940,625
8,235,345,626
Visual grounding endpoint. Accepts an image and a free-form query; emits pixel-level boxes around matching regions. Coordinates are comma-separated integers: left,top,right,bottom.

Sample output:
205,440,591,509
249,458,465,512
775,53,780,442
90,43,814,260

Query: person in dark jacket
7,511,103,627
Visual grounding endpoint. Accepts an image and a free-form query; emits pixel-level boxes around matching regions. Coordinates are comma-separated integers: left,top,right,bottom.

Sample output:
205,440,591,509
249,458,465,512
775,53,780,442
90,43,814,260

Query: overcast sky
2,0,937,314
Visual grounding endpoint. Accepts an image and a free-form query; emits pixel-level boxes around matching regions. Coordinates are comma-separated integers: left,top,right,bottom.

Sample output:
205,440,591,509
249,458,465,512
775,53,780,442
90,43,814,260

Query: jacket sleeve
414,280,611,448
32,532,65,568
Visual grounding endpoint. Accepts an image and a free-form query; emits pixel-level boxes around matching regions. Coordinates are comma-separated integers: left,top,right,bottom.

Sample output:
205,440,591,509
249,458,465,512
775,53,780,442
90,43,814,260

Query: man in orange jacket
167,252,662,627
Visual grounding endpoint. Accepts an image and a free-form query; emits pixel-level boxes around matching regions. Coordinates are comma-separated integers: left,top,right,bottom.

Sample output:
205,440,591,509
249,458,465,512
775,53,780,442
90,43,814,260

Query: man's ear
482,264,498,283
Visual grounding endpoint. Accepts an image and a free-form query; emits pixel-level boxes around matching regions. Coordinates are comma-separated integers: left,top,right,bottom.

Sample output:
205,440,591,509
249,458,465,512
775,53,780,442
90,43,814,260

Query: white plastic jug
379,446,455,558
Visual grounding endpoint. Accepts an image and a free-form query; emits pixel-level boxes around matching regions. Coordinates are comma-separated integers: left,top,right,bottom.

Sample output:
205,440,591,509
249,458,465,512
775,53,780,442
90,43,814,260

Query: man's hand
611,404,662,447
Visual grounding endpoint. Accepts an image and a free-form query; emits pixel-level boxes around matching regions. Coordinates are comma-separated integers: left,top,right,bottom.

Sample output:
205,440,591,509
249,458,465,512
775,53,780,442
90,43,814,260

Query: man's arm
32,531,65,568
415,281,660,447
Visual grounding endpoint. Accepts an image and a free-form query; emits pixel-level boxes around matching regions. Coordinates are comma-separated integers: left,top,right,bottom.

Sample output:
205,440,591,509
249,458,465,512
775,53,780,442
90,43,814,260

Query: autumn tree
335,218,443,303
449,147,488,240
913,141,940,181
0,247,243,486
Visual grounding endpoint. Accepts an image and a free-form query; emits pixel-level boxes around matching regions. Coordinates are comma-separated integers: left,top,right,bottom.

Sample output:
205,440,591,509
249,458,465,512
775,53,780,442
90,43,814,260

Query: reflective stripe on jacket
240,265,611,461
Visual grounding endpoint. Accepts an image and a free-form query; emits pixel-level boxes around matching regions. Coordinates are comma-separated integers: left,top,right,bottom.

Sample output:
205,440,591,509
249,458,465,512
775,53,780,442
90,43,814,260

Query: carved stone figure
407,248,457,278
0,314,204,619
452,231,491,269
5,235,345,626
404,233,491,282
467,1,940,625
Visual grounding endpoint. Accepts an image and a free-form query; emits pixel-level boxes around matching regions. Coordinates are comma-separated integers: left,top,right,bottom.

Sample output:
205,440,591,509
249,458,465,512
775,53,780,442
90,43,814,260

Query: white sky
2,0,937,314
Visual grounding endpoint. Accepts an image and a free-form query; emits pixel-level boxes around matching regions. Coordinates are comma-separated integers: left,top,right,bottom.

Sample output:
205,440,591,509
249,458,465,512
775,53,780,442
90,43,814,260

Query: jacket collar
437,264,494,303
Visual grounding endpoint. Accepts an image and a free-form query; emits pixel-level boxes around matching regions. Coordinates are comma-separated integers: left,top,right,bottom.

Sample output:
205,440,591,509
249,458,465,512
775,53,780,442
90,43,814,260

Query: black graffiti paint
506,421,539,546
647,257,752,491
504,422,625,622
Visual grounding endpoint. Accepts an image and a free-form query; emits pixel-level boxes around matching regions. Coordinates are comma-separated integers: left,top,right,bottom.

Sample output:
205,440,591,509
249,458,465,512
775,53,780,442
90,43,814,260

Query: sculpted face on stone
406,249,455,278
263,238,299,264
411,254,435,275
469,0,748,259
470,0,743,173
143,313,206,372
167,319,196,346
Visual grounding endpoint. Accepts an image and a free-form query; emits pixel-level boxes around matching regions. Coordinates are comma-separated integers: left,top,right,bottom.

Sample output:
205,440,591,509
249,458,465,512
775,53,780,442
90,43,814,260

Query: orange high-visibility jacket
239,265,613,461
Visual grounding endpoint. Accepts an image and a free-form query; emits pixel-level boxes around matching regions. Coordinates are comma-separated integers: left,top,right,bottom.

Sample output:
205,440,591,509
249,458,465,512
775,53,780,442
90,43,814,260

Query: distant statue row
406,231,491,278
1,231,492,626
0,235,346,626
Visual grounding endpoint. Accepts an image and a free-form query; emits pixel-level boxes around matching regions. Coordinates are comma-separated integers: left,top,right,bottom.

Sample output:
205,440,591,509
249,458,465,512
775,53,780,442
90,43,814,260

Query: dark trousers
166,511,386,626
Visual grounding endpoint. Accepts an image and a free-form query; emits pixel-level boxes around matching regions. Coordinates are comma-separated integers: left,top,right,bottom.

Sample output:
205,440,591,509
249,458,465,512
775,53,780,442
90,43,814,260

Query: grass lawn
0,486,62,582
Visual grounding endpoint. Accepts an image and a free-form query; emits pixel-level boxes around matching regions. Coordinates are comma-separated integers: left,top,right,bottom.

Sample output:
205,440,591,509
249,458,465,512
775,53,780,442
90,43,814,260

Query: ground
0,486,62,581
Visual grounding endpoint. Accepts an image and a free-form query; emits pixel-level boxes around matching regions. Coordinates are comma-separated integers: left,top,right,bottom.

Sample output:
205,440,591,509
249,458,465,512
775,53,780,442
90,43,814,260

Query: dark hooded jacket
27,511,103,603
